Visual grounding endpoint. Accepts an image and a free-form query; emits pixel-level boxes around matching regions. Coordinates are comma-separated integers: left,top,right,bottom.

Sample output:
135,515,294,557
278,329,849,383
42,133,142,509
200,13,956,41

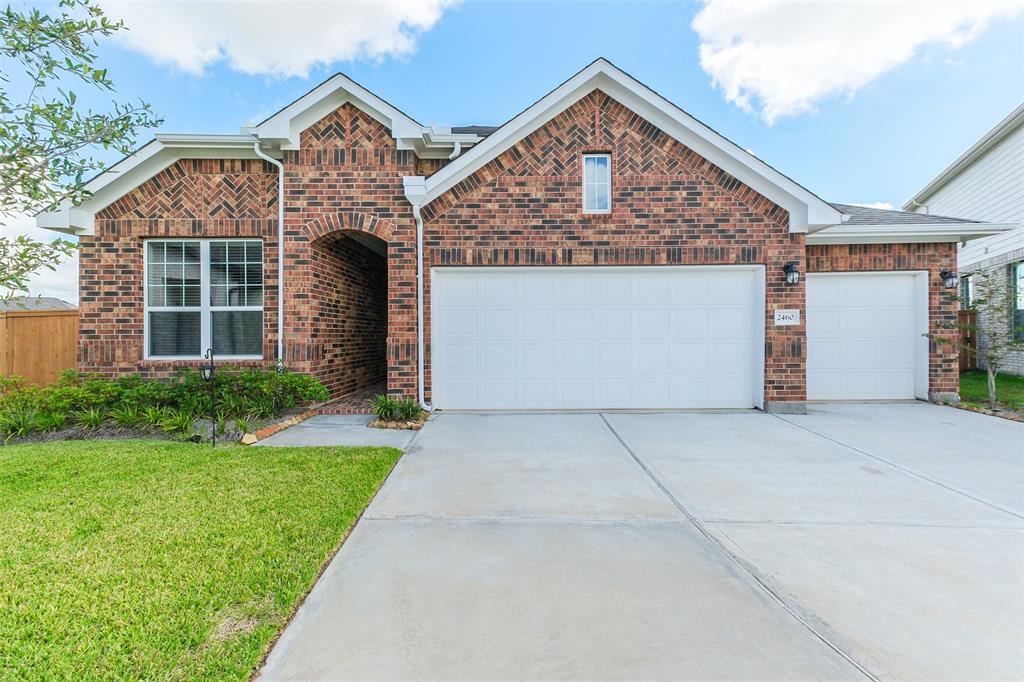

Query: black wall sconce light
940,269,959,289
783,261,800,285
200,348,216,446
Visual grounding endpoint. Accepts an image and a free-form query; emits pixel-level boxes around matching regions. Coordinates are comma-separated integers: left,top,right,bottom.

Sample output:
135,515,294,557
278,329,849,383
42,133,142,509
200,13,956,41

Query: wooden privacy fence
0,309,78,386
958,309,977,372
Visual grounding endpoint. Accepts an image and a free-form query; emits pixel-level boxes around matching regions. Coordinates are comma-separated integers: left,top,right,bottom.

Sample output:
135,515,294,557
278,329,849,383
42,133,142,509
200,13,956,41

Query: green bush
0,408,38,440
371,394,424,422
0,367,328,441
35,411,68,432
395,397,422,421
370,394,397,421
74,407,106,429
110,403,142,429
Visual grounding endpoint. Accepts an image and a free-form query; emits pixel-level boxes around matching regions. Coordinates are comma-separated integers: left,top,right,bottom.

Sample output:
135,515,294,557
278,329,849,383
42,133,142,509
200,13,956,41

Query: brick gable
420,90,805,405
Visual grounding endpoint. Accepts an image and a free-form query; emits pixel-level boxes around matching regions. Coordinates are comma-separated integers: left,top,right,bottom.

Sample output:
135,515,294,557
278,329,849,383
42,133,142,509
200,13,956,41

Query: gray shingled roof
830,202,982,226
0,297,77,312
451,125,500,137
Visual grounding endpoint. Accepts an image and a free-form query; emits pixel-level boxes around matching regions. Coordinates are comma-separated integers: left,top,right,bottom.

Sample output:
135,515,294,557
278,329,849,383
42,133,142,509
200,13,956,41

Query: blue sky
11,0,1024,300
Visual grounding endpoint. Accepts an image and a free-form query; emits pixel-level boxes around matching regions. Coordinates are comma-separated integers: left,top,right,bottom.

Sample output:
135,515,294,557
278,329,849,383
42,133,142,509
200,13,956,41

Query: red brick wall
422,91,806,405
81,159,279,377
281,103,418,396
306,234,388,396
78,91,959,407
807,242,959,397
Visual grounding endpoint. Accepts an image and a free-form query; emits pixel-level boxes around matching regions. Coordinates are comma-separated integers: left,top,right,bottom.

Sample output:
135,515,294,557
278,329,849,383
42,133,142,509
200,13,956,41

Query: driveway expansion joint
771,413,1024,521
598,413,881,682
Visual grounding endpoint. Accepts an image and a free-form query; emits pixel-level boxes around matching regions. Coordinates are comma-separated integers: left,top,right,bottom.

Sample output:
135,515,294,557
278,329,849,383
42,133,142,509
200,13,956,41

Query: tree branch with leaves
0,0,161,299
954,269,1024,410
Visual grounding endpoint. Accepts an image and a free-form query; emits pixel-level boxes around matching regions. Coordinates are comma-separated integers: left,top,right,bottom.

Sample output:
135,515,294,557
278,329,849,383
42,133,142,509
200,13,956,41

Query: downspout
448,141,462,160
412,202,433,412
253,141,285,372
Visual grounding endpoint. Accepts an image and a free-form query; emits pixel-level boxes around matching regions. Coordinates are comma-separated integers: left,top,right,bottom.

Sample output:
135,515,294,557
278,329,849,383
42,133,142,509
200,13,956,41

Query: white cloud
850,201,894,210
100,0,458,78
692,0,1024,123
1,215,79,303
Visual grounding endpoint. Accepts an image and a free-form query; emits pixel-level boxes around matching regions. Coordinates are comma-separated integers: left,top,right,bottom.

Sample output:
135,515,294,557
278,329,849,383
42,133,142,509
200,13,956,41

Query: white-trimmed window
582,153,611,213
145,239,264,359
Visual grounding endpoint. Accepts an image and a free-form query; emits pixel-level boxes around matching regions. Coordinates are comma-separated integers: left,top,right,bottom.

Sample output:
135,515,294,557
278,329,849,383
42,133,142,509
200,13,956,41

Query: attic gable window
582,154,611,213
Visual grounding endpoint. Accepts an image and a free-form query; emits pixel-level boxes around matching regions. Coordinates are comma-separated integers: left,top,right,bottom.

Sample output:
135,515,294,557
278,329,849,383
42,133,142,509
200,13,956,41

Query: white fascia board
806,222,1015,245
35,134,265,235
254,73,422,150
421,59,841,232
902,103,1024,211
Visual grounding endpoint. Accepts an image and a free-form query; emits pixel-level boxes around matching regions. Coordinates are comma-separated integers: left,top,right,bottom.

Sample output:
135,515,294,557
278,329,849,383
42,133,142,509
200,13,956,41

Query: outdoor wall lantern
200,348,216,446
940,269,960,289
783,261,801,285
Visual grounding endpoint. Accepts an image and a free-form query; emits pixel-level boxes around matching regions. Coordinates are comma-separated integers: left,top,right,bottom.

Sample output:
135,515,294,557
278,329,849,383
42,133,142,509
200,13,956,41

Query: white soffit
420,58,842,232
36,134,266,235
806,222,1015,245
254,72,423,150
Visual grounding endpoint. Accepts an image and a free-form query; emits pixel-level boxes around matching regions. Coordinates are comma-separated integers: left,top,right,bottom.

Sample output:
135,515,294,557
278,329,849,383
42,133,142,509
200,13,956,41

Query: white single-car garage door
807,272,929,400
431,266,765,410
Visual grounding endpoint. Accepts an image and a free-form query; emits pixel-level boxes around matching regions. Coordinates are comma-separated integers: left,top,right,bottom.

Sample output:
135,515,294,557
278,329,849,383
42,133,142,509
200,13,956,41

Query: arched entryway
303,214,393,405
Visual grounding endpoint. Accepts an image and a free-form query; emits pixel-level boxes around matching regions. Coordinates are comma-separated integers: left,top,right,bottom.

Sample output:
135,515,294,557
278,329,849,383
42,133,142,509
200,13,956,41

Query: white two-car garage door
431,266,764,410
807,272,929,400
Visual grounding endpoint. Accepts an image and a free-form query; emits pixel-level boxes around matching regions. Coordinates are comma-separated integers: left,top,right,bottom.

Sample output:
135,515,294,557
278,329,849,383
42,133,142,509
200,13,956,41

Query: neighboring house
38,59,1009,413
0,297,76,312
904,103,1024,375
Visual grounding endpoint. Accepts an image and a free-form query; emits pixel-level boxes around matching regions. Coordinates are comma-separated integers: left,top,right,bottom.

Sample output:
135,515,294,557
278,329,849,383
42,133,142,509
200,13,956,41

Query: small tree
959,268,1024,409
0,0,161,299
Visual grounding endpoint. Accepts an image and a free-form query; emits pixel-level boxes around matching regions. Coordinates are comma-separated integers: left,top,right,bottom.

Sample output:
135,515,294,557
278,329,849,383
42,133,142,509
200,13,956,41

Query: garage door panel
560,309,592,336
670,308,710,336
483,310,515,337
483,344,516,370
710,306,753,337
807,308,841,336
807,273,924,401
521,309,556,337
636,309,670,335
672,343,710,371
433,267,761,409
519,377,555,406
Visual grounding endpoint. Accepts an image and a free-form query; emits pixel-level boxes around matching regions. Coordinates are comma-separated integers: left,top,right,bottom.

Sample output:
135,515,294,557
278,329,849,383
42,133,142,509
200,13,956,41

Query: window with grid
145,240,263,358
1014,263,1024,341
582,154,611,213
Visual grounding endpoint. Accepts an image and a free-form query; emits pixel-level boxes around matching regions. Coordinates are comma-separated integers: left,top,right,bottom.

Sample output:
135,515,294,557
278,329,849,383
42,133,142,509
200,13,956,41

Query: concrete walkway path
255,414,417,449
259,403,1023,681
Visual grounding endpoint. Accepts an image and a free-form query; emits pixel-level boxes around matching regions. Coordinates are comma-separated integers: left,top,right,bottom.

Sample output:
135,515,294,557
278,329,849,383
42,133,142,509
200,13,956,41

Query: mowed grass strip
960,370,1024,410
0,440,402,680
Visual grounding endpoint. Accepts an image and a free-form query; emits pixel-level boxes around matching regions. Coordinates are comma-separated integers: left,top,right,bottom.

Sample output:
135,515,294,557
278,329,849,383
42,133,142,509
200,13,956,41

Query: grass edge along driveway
960,369,1024,411
0,440,402,681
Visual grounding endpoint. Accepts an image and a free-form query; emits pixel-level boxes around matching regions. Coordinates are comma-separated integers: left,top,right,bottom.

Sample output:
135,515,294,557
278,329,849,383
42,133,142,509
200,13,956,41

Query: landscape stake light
940,269,959,289
783,261,800,285
201,348,215,446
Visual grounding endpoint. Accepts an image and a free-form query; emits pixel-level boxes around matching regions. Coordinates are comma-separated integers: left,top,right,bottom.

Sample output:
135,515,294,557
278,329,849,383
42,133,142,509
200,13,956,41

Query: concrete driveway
259,403,1024,681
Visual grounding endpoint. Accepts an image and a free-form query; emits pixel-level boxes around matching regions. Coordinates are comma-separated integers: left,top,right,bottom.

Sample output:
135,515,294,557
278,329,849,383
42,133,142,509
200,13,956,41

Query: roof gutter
252,141,286,371
403,176,432,412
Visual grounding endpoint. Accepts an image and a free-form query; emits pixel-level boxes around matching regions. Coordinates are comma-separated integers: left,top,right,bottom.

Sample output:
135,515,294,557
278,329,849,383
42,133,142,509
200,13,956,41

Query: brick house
38,60,1008,413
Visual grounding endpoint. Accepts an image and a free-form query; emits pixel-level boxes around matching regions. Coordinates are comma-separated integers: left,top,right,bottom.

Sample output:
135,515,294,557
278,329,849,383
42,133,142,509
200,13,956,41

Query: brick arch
302,211,396,244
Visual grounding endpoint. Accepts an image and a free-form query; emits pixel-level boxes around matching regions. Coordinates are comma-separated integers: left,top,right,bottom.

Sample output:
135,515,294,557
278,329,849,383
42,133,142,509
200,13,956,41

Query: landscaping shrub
371,394,425,423
0,367,328,442
370,393,398,421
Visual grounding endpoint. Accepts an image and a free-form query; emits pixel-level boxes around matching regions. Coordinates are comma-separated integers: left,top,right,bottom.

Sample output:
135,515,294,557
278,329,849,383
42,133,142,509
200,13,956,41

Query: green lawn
960,370,1024,411
0,440,401,680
